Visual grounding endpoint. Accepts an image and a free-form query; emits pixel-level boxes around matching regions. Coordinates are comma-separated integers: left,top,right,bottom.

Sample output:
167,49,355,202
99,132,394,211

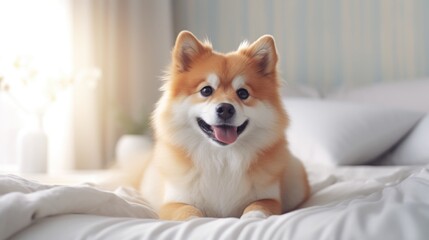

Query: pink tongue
212,126,238,144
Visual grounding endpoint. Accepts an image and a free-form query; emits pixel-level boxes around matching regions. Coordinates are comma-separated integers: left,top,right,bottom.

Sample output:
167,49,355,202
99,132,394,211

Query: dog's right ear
239,35,278,76
173,31,210,72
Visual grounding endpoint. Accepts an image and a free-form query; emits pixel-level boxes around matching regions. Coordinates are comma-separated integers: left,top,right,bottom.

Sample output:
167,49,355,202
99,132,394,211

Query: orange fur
160,202,204,220
138,31,310,221
243,199,282,216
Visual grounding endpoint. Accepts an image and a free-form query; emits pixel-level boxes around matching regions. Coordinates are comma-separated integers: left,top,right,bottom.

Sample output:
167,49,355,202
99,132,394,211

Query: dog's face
192,72,250,146
154,31,287,152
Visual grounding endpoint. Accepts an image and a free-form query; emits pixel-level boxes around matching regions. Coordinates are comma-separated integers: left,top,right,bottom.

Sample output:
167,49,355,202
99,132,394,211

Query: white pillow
328,79,429,112
284,99,423,166
386,115,429,165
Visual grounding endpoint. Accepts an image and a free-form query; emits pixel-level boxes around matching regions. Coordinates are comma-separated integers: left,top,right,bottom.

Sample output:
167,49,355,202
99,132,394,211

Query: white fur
206,73,219,89
196,101,247,128
238,40,250,50
232,75,245,90
241,210,268,219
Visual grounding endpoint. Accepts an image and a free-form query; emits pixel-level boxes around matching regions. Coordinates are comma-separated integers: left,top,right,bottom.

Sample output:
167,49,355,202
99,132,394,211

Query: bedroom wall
173,0,429,96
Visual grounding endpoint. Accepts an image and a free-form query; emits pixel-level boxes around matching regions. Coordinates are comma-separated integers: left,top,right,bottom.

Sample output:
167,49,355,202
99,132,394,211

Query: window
0,0,72,171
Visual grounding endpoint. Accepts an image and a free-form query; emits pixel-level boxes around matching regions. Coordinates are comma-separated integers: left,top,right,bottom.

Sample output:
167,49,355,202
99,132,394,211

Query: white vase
44,88,75,173
17,128,47,173
115,135,152,165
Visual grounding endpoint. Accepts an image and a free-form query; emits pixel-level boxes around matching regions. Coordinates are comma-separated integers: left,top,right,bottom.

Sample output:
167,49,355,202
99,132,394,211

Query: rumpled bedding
2,165,429,240
0,175,157,240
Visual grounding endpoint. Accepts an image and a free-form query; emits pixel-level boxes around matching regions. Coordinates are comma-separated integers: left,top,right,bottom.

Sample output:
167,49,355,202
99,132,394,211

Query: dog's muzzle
197,103,248,145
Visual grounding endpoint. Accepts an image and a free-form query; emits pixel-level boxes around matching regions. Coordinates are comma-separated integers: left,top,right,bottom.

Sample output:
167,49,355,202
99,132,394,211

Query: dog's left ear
173,31,211,72
240,35,278,75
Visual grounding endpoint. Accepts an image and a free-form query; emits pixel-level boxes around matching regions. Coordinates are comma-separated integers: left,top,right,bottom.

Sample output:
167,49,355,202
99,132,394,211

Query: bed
2,80,429,240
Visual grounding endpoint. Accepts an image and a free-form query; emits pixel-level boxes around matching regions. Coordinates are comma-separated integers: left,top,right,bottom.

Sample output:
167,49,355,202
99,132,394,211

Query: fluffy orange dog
139,31,309,220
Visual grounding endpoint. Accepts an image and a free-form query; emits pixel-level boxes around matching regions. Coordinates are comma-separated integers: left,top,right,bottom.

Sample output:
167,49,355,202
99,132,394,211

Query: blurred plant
115,107,150,135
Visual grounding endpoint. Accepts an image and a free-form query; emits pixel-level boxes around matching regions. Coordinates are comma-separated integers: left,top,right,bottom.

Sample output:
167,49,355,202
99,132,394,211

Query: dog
138,31,310,220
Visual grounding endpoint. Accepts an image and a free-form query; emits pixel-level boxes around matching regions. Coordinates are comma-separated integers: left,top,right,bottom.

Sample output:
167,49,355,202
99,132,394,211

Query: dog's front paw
240,210,268,219
160,203,205,221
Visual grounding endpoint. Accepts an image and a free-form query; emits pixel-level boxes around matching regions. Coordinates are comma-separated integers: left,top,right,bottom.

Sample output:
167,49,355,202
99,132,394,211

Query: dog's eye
200,86,213,97
236,88,249,100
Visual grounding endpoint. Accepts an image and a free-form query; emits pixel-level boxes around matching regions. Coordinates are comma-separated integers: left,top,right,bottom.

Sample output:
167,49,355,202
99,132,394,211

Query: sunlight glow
0,0,73,114
0,0,72,71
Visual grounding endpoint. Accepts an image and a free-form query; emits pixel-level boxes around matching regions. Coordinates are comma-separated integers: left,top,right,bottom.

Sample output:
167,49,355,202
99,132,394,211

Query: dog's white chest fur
163,149,262,218
192,163,252,217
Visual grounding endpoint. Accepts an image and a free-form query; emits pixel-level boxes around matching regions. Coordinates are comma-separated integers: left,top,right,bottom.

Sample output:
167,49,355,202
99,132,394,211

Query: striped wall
173,0,429,95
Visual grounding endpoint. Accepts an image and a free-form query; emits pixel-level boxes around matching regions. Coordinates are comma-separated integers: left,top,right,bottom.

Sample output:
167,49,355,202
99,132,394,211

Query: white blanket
3,166,429,240
0,175,157,240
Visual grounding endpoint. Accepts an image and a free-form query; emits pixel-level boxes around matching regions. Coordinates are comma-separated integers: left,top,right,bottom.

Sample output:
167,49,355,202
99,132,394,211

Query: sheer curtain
70,0,173,169
0,0,73,171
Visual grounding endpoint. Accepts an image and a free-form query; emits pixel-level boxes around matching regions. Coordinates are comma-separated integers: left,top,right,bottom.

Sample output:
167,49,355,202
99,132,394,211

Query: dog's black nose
216,103,235,120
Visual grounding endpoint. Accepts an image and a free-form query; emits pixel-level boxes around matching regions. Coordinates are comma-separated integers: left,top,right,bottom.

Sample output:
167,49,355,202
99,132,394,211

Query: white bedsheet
0,175,157,240
3,165,429,240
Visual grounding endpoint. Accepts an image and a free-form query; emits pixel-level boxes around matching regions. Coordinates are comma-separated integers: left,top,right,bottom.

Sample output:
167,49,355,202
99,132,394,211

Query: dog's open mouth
197,118,249,145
